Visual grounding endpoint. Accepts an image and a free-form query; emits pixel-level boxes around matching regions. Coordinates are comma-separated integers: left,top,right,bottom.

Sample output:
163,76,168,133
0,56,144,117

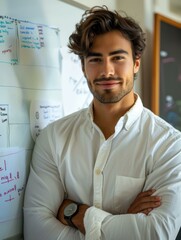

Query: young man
24,6,181,240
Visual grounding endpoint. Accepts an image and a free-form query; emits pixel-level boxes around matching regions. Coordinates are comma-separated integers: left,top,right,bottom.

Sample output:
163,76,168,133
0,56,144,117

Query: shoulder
39,108,89,138
34,108,89,153
141,107,181,144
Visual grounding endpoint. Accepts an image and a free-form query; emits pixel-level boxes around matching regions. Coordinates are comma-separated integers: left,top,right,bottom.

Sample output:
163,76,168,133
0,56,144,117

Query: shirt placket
93,139,112,209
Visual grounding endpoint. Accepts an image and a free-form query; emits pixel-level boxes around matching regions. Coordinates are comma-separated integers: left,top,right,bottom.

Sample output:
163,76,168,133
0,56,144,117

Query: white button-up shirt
24,95,181,240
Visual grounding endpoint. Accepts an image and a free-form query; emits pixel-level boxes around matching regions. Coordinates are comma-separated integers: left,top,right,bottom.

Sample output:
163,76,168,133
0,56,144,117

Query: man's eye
113,56,124,61
89,58,102,62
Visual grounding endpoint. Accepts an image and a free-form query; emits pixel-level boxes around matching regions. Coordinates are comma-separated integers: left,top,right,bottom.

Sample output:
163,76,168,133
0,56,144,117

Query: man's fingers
127,189,162,214
129,196,161,212
132,199,161,213
127,201,161,214
136,195,162,205
136,189,156,199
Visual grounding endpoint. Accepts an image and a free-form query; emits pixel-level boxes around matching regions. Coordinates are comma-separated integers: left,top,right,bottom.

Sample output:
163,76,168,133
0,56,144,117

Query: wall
155,0,181,22
71,0,118,10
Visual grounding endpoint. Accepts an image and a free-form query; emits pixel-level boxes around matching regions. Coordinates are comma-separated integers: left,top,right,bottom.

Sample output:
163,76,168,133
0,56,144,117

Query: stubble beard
87,79,134,104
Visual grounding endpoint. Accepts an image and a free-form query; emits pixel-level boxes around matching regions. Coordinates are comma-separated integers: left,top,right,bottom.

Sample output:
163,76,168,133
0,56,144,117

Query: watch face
64,203,78,217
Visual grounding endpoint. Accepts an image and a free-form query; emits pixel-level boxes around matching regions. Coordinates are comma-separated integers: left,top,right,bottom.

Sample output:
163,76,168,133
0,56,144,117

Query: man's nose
100,59,115,77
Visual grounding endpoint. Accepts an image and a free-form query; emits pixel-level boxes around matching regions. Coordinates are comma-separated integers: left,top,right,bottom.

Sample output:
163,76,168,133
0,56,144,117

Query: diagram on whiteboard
61,46,92,116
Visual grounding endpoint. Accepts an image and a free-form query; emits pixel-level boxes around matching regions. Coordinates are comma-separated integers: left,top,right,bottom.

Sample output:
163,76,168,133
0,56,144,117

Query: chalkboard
152,13,181,131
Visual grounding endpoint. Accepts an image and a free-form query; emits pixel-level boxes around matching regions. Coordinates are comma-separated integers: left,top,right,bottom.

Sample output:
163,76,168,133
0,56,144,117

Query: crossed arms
57,189,161,234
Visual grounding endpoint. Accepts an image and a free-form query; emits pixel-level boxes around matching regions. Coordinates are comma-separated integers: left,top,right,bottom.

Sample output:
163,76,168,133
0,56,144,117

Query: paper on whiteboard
0,17,18,65
30,100,63,141
0,148,26,222
0,104,9,148
18,21,60,68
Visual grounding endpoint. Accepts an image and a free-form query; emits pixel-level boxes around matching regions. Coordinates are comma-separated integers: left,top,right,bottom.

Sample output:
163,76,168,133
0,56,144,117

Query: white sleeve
84,207,111,240
23,127,83,240
84,137,181,240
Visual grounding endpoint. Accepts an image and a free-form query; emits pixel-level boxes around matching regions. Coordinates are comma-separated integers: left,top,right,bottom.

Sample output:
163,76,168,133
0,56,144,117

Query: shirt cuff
84,206,111,240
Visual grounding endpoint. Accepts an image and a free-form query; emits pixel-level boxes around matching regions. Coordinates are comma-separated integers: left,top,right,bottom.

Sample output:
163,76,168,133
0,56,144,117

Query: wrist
64,202,80,228
71,204,89,234
58,199,89,235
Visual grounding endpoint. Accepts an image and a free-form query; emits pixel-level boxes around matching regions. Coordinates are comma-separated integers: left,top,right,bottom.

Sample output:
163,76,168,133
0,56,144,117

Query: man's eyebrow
109,49,128,55
86,52,102,57
86,49,128,57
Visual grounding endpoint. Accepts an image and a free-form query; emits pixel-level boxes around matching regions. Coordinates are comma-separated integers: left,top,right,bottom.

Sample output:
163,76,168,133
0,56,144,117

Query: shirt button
95,203,101,208
95,169,101,175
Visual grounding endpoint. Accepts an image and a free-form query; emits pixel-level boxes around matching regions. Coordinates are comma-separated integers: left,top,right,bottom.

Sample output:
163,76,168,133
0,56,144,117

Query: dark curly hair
68,6,146,63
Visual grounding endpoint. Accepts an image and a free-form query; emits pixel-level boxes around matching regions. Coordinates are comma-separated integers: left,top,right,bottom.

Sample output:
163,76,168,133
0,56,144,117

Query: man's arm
23,127,83,240
57,189,162,234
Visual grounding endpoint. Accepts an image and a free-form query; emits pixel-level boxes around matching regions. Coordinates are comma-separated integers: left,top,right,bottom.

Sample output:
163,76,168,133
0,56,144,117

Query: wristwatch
64,202,80,228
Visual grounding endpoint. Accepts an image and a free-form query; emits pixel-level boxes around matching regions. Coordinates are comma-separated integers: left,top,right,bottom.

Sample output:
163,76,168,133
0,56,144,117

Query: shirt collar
87,94,143,130
87,102,94,122
123,93,143,130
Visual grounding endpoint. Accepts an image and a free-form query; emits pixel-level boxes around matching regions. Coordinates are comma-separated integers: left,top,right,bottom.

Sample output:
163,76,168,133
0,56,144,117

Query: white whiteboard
0,0,91,239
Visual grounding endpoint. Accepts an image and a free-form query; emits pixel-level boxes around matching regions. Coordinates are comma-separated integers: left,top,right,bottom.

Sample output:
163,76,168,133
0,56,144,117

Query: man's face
82,30,140,104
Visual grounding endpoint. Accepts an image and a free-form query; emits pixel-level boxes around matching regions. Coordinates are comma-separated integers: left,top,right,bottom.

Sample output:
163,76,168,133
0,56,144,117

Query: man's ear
134,58,141,74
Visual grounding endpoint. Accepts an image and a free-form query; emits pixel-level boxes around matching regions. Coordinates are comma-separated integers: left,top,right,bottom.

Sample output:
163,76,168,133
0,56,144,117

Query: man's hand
127,189,161,215
57,199,89,234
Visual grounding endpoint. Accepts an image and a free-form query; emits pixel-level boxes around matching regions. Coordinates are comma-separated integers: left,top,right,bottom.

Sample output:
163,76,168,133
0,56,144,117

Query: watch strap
65,216,77,228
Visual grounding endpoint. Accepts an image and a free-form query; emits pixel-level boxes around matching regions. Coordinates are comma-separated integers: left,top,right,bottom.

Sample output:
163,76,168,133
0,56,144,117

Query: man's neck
92,93,136,139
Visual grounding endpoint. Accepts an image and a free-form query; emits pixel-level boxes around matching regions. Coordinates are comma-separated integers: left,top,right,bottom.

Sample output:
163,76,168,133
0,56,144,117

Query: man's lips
94,79,122,89
95,80,121,85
